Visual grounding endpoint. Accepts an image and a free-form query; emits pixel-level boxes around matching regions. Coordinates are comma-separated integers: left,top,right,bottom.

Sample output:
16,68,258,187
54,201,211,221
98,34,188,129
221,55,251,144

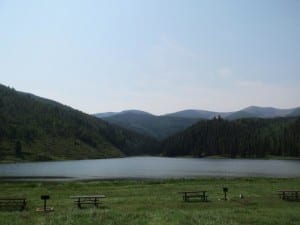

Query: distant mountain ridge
97,106,300,120
164,109,231,119
227,106,297,120
95,110,201,140
288,107,300,117
164,106,300,119
95,106,300,139
243,106,294,117
95,110,151,118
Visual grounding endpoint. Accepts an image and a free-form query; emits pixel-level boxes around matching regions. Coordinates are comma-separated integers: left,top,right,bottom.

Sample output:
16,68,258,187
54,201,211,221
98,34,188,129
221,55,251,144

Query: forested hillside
97,111,201,140
96,106,300,140
0,84,158,161
1,84,299,162
162,117,300,158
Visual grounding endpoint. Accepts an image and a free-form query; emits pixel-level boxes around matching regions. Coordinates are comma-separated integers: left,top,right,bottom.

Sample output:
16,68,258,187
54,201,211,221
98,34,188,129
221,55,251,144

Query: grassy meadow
0,178,299,225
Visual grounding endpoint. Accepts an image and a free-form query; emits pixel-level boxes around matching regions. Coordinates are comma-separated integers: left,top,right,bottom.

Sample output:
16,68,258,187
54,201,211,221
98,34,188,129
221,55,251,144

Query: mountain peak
120,110,152,116
94,110,152,118
164,109,231,119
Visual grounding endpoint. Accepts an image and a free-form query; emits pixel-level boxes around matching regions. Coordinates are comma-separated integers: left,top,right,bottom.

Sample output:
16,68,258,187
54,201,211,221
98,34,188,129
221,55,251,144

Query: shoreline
1,155,299,164
1,175,300,182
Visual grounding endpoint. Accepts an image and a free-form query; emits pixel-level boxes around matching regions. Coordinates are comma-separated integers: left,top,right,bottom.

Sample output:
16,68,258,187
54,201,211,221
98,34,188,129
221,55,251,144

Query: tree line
162,116,300,158
0,84,299,161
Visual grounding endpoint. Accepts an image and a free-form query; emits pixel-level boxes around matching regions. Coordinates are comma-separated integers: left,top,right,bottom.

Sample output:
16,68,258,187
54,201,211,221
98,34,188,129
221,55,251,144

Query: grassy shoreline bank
0,178,299,225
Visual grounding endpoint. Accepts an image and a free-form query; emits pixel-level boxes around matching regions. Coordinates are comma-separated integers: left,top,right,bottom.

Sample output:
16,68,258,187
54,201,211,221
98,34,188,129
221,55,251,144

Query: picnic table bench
277,190,300,201
0,197,26,211
70,195,106,208
179,191,208,202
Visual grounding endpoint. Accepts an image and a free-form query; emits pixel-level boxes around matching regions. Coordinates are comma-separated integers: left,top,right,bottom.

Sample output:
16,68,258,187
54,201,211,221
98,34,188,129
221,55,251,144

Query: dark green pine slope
0,84,158,162
162,117,300,158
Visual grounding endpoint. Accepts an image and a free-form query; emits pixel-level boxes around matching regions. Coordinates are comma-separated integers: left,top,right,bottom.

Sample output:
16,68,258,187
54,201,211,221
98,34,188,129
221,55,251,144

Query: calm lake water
0,157,299,181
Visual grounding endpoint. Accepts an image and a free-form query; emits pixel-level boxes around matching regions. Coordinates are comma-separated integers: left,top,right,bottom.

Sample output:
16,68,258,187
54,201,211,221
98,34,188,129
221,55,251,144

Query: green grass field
0,178,299,225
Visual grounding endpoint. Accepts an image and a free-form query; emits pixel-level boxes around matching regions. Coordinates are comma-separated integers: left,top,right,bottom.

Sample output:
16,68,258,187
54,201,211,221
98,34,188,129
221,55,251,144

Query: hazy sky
1,0,299,115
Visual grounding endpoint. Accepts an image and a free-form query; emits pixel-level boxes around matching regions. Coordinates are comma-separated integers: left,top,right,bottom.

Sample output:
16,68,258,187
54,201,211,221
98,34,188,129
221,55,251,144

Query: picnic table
70,195,106,208
0,197,26,211
277,190,300,201
179,191,208,202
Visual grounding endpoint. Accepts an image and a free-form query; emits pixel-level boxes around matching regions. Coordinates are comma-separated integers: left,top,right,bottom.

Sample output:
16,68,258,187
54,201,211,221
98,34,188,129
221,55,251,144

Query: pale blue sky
1,0,299,114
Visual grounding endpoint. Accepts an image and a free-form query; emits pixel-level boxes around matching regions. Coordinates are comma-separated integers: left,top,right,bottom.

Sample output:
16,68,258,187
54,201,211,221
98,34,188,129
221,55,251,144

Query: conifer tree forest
162,117,300,158
0,84,299,161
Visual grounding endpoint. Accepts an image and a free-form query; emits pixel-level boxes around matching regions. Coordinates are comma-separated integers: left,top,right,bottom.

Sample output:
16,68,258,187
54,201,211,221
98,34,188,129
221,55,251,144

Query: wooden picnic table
0,197,26,211
70,195,106,208
179,191,208,202
277,190,300,201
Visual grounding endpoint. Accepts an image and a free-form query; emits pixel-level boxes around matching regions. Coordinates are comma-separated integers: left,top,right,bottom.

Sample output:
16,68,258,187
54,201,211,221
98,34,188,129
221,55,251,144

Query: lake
0,157,299,181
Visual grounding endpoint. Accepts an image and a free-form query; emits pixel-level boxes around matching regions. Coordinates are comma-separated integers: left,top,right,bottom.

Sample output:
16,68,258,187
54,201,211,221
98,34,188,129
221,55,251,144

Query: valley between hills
0,84,299,162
